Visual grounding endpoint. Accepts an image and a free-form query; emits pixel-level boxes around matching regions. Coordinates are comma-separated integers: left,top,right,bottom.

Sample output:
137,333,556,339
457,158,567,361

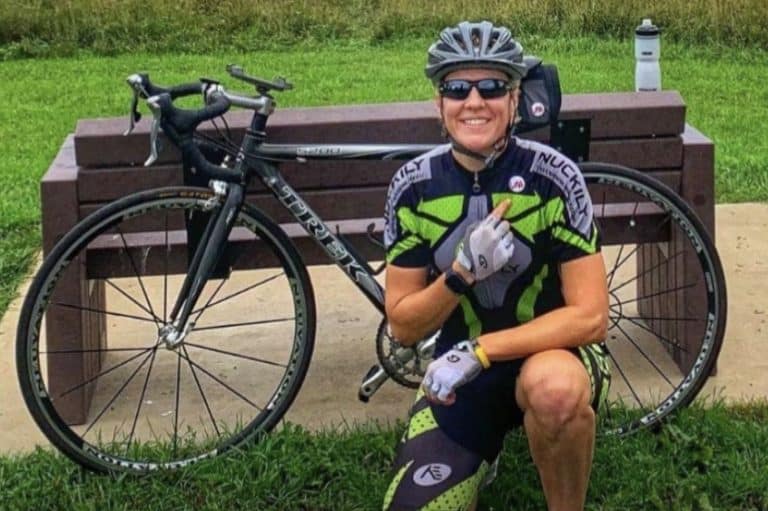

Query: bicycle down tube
247,143,435,312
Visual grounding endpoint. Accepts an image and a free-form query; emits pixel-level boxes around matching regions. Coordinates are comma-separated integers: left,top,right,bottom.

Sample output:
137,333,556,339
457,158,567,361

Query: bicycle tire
580,162,727,435
17,187,316,473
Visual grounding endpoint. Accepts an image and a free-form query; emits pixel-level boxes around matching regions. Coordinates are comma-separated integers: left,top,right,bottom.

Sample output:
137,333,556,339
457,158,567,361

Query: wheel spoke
615,281,697,307
612,313,689,353
605,214,673,285
173,352,182,457
179,345,220,437
52,301,156,324
606,344,646,410
105,279,161,322
42,347,150,355
127,348,159,453
606,242,625,291
613,314,701,323
192,317,294,332
117,228,160,329
185,342,286,368
605,200,638,289
190,272,284,315
613,321,675,388
164,213,169,324
58,347,154,398
177,349,263,412
190,277,229,327
608,248,685,295
83,348,157,438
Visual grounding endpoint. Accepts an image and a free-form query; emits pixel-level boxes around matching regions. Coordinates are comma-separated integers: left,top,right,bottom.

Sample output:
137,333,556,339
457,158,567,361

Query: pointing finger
490,198,512,220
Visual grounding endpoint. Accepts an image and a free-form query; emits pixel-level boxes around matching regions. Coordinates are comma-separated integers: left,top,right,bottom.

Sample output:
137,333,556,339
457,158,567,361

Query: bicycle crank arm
358,364,389,402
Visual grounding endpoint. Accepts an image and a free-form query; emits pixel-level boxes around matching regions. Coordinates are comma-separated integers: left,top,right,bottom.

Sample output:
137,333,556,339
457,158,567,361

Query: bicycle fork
160,181,244,348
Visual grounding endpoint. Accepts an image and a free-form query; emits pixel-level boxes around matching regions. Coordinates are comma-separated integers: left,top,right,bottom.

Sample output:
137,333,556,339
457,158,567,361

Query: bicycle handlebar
127,73,205,100
145,91,242,182
125,72,263,182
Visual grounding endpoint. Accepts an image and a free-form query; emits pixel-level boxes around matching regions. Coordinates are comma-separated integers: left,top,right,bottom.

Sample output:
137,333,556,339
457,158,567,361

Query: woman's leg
515,348,597,511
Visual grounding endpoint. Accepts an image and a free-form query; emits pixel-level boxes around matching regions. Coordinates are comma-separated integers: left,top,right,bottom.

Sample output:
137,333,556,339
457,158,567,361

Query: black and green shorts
382,343,610,511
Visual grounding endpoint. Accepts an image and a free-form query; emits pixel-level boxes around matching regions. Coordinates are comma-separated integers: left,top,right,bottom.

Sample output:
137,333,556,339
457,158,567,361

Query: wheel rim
21,191,312,471
584,167,725,436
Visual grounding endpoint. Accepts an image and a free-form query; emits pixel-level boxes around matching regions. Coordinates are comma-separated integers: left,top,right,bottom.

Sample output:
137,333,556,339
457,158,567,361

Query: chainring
375,318,432,388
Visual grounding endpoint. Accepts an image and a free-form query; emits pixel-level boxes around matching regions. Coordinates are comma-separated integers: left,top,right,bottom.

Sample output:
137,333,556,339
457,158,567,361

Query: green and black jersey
384,137,600,346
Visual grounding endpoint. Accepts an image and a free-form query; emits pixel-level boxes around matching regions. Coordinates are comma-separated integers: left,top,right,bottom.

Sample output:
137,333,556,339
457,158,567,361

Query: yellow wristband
474,344,491,369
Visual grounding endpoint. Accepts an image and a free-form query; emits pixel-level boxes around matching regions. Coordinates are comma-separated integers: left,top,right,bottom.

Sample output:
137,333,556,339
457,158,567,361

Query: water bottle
634,18,661,91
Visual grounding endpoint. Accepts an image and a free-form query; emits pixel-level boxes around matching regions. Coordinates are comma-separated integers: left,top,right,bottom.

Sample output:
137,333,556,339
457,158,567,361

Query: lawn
1,403,767,510
0,37,766,316
1,34,767,511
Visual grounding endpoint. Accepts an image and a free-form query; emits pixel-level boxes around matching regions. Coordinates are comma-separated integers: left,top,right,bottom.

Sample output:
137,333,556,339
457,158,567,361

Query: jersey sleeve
384,163,431,268
540,156,602,263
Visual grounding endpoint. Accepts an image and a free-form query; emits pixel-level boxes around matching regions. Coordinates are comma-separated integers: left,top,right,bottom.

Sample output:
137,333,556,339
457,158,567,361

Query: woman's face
436,68,519,157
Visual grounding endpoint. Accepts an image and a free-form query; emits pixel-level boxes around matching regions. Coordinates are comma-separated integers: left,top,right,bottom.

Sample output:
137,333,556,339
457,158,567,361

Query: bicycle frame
166,137,438,348
253,142,437,304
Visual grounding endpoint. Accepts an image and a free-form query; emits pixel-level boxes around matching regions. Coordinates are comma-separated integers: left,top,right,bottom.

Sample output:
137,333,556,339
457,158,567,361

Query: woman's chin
454,138,493,155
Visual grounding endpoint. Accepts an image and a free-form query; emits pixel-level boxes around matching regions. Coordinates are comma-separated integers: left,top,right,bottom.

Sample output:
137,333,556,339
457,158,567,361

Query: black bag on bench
515,56,562,134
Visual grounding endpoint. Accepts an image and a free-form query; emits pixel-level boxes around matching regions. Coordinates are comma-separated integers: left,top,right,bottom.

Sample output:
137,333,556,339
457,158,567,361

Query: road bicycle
16,65,727,473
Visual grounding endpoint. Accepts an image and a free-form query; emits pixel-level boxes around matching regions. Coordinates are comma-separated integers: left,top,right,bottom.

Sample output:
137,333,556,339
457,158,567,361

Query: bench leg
637,231,707,378
46,256,106,425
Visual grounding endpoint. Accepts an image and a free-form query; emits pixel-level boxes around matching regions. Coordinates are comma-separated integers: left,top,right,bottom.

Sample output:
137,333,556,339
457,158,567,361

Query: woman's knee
517,352,593,430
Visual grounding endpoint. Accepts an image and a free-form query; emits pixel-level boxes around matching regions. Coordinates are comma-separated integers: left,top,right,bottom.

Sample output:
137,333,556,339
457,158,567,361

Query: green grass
1,403,767,510
2,0,767,59
1,37,766,315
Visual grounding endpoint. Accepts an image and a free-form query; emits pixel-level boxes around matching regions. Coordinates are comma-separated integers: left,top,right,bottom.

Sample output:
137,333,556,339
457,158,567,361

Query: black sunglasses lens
440,79,509,100
476,79,510,98
440,80,473,99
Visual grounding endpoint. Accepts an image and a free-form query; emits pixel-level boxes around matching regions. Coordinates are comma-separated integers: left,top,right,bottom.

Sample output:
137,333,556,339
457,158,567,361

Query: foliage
1,0,767,60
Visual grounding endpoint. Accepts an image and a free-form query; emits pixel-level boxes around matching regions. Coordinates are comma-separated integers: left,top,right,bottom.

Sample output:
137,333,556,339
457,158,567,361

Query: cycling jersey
385,136,601,346
382,137,609,510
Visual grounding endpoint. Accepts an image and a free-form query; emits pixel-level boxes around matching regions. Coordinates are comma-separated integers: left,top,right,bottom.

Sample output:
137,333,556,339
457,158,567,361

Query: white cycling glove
456,213,515,282
422,340,484,404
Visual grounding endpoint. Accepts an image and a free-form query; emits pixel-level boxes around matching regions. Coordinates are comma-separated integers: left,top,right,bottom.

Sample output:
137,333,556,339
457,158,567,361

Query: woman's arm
478,252,609,360
384,261,473,345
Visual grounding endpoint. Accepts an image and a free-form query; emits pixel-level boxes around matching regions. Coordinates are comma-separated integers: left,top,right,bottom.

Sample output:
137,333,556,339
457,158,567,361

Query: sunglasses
438,79,512,100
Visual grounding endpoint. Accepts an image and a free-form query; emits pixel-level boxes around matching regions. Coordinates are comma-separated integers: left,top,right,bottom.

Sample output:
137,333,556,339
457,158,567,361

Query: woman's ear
510,87,521,107
509,87,521,119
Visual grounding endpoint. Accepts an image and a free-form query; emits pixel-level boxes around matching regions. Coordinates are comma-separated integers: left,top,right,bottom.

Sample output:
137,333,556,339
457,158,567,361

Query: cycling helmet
425,21,528,84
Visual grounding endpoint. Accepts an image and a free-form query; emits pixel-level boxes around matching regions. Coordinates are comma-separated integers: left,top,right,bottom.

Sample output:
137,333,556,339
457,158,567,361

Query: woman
382,21,610,511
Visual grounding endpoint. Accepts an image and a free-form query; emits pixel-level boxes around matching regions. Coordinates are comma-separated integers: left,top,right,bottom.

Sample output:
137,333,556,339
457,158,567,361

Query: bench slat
75,137,683,203
78,171,682,228
74,91,685,168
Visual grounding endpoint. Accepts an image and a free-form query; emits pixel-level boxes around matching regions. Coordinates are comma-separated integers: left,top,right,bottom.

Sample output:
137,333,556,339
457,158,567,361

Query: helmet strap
438,96,517,170
447,131,509,169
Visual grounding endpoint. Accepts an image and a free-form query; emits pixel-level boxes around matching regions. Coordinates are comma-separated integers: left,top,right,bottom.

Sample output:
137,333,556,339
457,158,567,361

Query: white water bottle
635,18,661,91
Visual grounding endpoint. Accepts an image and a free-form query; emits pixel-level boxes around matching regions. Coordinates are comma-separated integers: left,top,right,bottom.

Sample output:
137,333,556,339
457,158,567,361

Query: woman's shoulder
387,144,452,198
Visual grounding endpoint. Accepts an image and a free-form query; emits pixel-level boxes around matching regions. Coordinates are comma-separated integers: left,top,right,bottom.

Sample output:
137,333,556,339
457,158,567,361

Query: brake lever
124,74,150,136
144,95,163,166
123,92,141,136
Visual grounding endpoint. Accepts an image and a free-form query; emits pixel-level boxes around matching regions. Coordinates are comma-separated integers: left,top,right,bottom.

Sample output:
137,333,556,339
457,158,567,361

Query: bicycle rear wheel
581,162,727,435
17,187,316,473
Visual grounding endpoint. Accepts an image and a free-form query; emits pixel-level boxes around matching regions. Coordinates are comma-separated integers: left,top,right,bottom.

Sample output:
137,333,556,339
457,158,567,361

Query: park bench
41,91,714,423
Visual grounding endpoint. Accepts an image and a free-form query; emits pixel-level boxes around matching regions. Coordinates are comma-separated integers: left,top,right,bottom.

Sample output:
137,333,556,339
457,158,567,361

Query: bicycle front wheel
582,163,727,435
17,187,316,473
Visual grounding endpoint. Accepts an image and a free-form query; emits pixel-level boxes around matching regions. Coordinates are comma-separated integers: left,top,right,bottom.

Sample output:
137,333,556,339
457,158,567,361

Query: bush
1,0,767,60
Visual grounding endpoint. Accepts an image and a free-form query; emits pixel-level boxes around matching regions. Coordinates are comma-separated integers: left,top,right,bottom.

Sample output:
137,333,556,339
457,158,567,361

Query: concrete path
1,203,766,455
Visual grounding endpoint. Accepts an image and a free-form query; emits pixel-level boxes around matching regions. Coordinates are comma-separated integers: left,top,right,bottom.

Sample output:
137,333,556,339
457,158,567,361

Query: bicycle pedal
358,364,388,403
